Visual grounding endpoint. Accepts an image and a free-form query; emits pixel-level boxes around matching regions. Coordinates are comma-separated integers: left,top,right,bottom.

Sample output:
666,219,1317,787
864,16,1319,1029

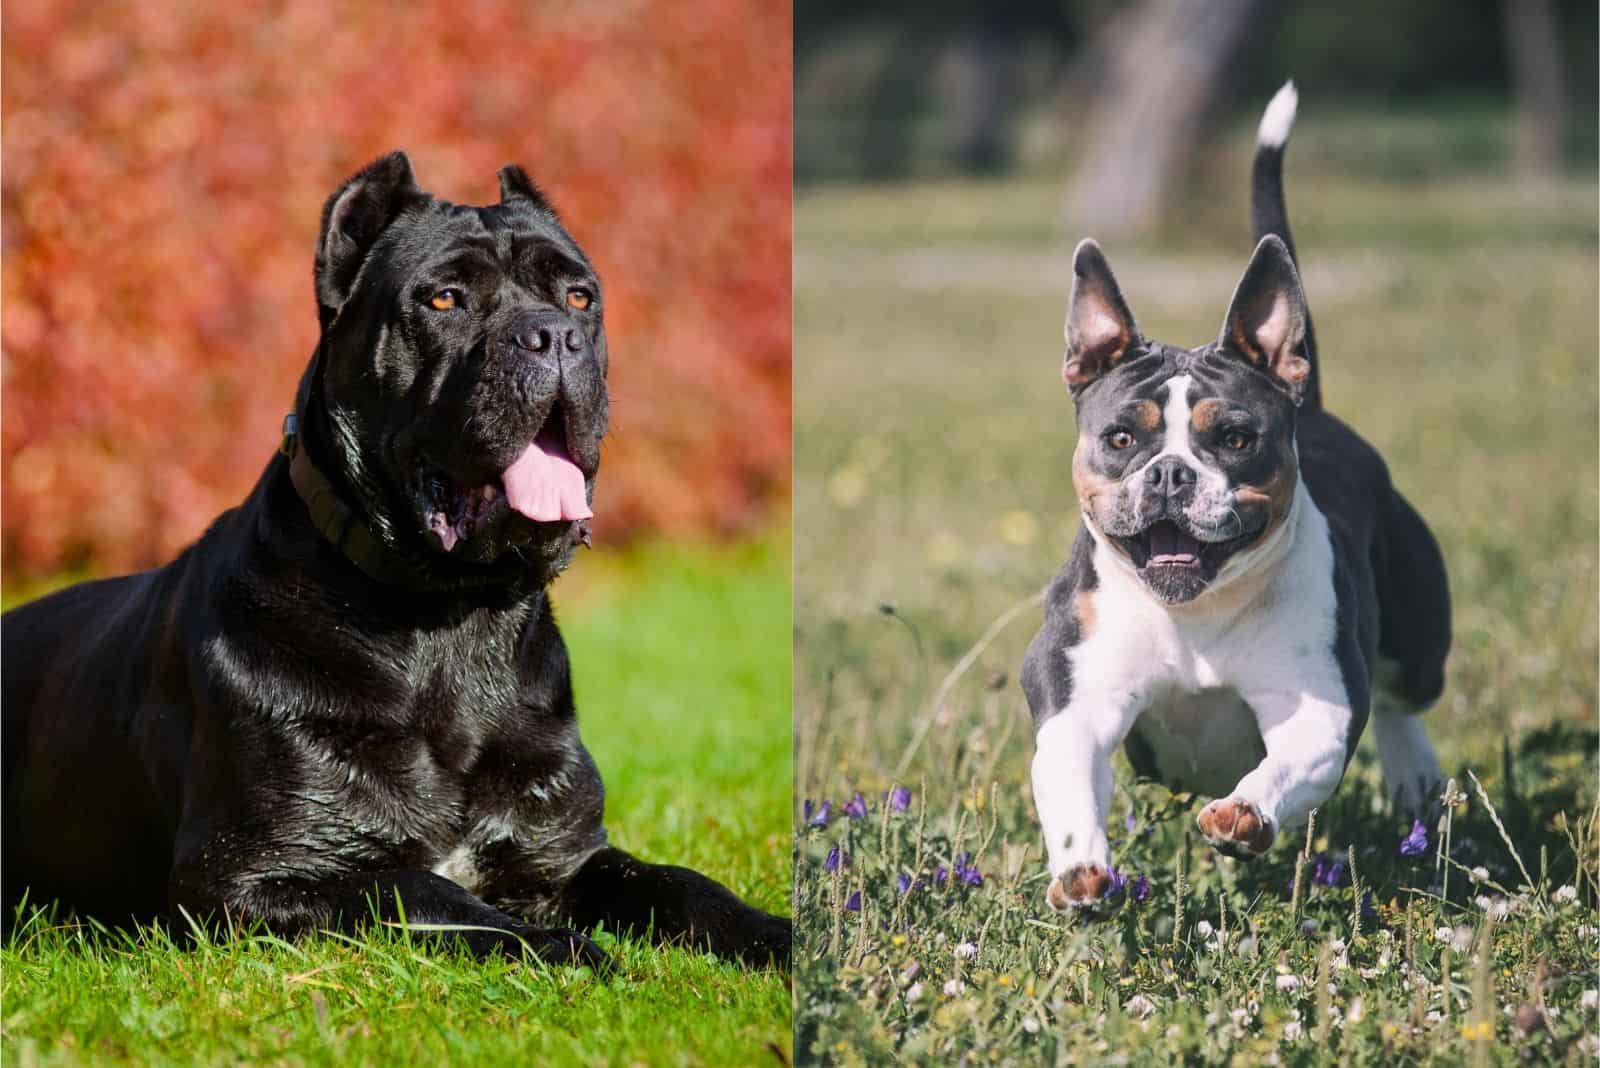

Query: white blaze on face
1132,374,1231,499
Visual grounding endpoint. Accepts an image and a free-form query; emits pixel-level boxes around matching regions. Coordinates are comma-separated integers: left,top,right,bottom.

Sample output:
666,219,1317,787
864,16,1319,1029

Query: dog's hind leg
561,846,791,967
1370,486,1451,818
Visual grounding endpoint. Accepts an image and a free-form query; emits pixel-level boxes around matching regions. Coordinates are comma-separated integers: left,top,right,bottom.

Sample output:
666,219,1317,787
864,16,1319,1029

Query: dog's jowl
1021,84,1452,911
1,152,790,967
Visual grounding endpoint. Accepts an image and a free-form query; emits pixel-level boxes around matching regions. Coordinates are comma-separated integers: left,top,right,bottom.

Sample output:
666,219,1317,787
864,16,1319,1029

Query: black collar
279,413,429,587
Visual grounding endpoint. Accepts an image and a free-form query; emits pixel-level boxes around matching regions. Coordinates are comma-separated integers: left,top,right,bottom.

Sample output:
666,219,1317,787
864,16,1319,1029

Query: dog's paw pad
1197,797,1275,856
1046,864,1115,911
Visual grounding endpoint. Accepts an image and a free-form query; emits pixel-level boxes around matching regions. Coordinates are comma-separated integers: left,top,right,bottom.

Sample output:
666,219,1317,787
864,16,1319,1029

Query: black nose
1144,456,1197,494
513,311,586,356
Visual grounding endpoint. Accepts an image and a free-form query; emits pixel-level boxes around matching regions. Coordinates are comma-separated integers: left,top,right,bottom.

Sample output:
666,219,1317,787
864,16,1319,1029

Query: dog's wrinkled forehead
380,198,594,291
1074,342,1294,434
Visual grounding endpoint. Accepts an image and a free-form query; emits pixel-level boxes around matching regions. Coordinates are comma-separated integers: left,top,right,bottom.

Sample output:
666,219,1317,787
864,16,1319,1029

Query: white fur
1032,479,1351,902
1371,657,1445,816
1257,81,1298,149
432,845,485,893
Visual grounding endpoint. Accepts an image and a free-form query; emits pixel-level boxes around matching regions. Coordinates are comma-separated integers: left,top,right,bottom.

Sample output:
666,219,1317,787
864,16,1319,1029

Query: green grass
1,536,794,1066
792,136,1599,1065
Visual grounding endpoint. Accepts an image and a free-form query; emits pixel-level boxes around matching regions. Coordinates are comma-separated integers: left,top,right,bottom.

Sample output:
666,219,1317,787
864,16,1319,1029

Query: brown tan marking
1196,797,1275,854
1073,589,1096,636
1047,863,1114,908
1133,399,1161,431
1190,398,1225,434
1234,464,1298,537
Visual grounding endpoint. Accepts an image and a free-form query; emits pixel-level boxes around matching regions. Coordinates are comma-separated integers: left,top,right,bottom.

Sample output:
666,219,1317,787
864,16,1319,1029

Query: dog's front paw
1197,797,1275,857
515,926,613,973
1046,864,1118,911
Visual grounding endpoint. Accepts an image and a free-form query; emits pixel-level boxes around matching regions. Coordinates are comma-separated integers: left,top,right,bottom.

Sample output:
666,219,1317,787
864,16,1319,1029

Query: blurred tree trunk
1063,0,1259,239
1501,0,1567,177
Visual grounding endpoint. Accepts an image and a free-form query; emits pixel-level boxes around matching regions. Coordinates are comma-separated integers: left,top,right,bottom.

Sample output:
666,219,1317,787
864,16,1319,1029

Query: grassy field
793,110,1599,1066
1,537,793,1066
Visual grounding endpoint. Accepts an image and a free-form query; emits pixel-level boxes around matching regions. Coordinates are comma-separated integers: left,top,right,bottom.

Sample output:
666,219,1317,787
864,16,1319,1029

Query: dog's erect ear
1063,239,1142,395
1218,236,1310,404
315,151,422,327
497,164,551,210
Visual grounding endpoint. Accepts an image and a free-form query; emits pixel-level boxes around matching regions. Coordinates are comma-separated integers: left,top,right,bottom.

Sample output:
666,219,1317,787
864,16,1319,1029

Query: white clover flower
1196,920,1214,938
1426,1010,1443,1025
1328,938,1347,954
943,979,964,996
1579,1034,1600,1058
1347,997,1365,1024
1275,974,1301,992
1555,884,1578,903
1576,924,1598,941
1282,1017,1303,1041
1581,989,1598,1012
905,981,924,1001
1230,1007,1251,1028
954,941,978,959
1125,994,1157,1018
1451,927,1475,952
1022,1016,1041,1034
1469,866,1490,883
1434,926,1453,943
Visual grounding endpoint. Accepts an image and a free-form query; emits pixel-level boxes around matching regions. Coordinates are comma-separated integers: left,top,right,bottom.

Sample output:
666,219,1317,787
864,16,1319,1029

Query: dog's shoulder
1021,526,1098,725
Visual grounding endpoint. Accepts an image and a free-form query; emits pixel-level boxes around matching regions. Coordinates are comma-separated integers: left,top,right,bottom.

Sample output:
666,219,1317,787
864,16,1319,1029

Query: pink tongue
501,429,592,522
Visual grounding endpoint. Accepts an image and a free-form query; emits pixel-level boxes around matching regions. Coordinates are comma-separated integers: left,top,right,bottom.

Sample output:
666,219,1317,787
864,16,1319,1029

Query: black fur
1,153,790,969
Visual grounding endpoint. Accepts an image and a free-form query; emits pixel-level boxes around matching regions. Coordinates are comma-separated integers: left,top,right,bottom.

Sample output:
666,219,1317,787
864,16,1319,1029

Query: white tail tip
1257,81,1298,149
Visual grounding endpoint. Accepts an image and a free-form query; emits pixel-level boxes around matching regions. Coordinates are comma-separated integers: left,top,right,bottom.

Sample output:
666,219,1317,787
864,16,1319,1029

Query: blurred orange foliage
2,0,791,583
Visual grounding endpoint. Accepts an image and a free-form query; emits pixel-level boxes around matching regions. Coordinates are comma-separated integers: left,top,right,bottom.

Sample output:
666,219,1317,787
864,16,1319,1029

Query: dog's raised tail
1251,81,1322,408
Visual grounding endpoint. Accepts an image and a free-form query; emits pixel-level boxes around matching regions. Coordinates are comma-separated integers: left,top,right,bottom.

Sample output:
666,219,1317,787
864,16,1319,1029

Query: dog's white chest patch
431,845,484,894
1131,687,1266,798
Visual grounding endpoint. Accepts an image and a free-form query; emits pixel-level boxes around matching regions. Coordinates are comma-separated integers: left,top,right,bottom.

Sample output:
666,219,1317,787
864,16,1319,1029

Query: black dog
2,152,790,969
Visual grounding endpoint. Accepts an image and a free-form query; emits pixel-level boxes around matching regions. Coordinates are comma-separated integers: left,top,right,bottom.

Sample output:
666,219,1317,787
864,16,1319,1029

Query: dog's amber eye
1105,429,1135,451
429,288,463,312
566,289,592,311
1222,429,1255,451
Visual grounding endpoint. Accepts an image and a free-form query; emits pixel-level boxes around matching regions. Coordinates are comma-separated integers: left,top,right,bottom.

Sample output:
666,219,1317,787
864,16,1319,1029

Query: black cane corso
1,152,791,969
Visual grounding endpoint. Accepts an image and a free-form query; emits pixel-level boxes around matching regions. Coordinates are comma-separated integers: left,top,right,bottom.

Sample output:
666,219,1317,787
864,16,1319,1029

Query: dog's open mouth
423,408,593,555
1113,519,1254,573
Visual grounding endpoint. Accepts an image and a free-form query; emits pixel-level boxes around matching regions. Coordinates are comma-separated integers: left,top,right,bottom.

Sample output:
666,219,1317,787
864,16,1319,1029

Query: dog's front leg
1031,698,1141,911
559,847,791,968
1196,686,1351,856
168,865,609,967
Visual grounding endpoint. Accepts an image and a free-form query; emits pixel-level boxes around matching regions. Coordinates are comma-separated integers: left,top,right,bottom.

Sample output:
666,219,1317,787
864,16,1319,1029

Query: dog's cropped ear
497,164,552,211
315,151,422,328
1218,236,1310,404
1063,239,1142,395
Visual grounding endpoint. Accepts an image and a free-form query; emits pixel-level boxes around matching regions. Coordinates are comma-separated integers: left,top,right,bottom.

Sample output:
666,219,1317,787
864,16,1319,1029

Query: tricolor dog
1021,84,1451,909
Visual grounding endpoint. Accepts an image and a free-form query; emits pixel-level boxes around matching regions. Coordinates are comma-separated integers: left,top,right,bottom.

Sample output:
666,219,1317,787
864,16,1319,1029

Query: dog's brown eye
1105,429,1135,451
1222,429,1255,451
566,289,592,311
429,288,463,312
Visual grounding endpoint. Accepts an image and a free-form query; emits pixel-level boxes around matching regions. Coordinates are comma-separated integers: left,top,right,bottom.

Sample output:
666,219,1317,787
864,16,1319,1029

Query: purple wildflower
809,799,833,828
953,853,983,887
934,866,949,888
1318,860,1346,887
890,786,912,813
1360,890,1378,923
844,792,868,820
824,845,851,872
1131,875,1151,902
1398,818,1429,858
844,891,861,912
1104,868,1128,899
897,872,913,894
1124,812,1137,832
803,799,813,823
